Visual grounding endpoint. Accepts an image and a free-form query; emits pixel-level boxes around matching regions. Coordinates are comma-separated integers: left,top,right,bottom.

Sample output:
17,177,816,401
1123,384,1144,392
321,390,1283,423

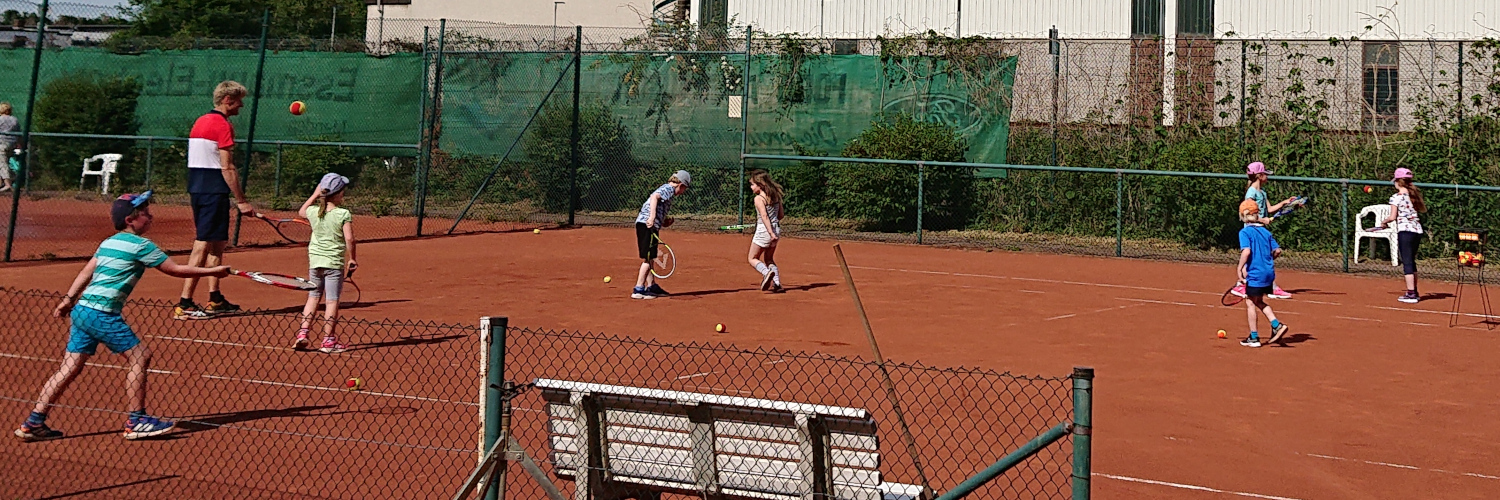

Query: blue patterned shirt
635,183,676,226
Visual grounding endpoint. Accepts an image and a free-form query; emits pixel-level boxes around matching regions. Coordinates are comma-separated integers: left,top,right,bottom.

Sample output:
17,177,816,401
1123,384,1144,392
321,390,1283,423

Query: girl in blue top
1240,161,1298,300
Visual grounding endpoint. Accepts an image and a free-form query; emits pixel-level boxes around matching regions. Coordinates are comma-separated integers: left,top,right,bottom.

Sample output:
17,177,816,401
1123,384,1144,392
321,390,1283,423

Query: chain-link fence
0,287,483,498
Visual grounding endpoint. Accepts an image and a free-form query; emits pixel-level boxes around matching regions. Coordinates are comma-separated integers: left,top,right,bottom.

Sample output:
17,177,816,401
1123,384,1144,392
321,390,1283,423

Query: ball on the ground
533,228,541,234
1363,185,1372,193
603,276,612,283
715,323,725,333
344,377,362,391
1216,329,1227,339
289,101,306,115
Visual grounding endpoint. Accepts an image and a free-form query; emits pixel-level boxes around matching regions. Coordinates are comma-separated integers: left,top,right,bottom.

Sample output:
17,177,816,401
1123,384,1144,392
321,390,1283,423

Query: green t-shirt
79,232,168,314
305,204,352,270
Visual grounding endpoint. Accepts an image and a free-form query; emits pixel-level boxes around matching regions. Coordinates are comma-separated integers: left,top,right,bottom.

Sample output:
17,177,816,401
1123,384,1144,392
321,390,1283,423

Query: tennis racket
340,265,362,306
650,234,676,279
1270,196,1309,218
1221,280,1246,306
255,213,312,244
231,269,318,291
718,224,752,232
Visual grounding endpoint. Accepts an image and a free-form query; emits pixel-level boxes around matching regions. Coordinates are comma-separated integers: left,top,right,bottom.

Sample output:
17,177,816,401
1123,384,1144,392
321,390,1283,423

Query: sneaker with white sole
14,422,63,442
293,329,311,350
319,337,347,354
1398,291,1420,304
761,272,775,291
1268,286,1292,299
1230,283,1247,298
1265,323,1290,345
631,287,655,300
172,302,210,320
1239,336,1262,348
123,415,174,440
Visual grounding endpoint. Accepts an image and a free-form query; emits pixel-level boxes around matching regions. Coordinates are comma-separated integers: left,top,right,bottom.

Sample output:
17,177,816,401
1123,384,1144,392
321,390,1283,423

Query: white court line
1093,473,1303,500
1298,299,1344,305
0,352,176,374
1369,305,1495,320
843,265,1216,296
1301,453,1500,480
1045,314,1076,321
1118,297,1204,308
1402,321,1436,327
1335,316,1382,322
200,374,477,406
763,360,787,366
1018,289,1046,294
149,335,365,358
675,372,715,380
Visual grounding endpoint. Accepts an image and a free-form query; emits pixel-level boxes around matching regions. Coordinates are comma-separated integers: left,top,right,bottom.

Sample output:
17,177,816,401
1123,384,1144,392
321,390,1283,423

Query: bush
523,101,635,213
826,114,974,231
275,139,361,197
33,71,141,189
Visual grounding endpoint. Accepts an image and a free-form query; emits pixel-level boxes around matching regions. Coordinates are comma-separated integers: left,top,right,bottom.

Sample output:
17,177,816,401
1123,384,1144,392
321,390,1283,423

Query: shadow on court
169,404,342,437
1269,333,1315,347
670,282,836,298
36,474,181,500
239,299,413,316
346,334,466,352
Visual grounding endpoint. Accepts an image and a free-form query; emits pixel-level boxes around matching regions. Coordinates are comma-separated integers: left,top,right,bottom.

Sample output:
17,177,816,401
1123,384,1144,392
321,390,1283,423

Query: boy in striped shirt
14,191,229,442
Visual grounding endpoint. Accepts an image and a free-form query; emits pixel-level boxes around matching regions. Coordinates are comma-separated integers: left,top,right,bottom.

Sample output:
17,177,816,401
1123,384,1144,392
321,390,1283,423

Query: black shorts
1398,231,1421,275
635,222,659,261
1244,285,1274,298
190,192,231,242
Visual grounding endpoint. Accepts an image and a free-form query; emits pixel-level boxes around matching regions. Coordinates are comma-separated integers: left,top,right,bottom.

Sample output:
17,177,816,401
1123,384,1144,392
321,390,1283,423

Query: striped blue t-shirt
78,232,168,314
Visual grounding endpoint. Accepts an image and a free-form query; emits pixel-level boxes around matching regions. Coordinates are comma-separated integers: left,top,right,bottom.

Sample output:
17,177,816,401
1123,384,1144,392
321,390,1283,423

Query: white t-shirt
1389,193,1423,234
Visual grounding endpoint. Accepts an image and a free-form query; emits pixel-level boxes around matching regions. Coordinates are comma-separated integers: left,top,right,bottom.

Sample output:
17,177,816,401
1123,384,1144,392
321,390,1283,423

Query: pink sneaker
1230,283,1248,298
293,329,310,350
319,337,347,354
1269,286,1292,299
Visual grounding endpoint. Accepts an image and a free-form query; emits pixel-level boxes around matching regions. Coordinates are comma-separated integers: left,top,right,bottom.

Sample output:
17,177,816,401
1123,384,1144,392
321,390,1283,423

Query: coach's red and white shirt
187,110,234,194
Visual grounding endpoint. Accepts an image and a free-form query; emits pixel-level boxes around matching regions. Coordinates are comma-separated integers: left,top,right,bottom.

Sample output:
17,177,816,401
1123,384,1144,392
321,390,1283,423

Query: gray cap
318,172,349,195
674,169,691,186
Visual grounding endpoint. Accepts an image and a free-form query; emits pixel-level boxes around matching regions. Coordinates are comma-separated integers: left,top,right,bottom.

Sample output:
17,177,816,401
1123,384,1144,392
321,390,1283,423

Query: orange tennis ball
715,323,725,333
1217,329,1227,339
344,377,362,391
1362,185,1372,193
603,276,612,283
289,101,306,115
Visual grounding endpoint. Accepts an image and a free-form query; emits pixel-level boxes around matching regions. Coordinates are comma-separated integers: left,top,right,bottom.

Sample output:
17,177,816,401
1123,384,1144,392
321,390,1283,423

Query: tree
34,72,142,187
115,0,366,40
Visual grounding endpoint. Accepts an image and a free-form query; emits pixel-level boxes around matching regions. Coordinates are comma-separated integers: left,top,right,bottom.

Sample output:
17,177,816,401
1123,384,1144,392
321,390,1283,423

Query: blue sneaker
647,284,670,296
631,287,654,300
123,415,175,440
15,422,63,442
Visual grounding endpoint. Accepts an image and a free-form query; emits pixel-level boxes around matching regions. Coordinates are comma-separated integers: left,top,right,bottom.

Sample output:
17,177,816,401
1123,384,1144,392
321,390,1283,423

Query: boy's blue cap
111,190,152,230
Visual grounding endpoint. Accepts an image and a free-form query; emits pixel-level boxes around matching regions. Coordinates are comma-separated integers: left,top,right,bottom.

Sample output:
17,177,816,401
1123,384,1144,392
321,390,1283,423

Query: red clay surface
4,225,1500,499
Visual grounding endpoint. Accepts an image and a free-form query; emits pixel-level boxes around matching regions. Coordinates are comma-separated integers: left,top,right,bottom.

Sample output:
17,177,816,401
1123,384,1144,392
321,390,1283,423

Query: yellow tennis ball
1216,329,1227,339
533,228,541,234
715,323,725,333
345,377,362,391
603,276,612,283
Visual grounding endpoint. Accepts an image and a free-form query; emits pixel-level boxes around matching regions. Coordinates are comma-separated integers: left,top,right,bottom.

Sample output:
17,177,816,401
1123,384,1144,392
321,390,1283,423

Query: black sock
178,297,194,307
209,291,226,303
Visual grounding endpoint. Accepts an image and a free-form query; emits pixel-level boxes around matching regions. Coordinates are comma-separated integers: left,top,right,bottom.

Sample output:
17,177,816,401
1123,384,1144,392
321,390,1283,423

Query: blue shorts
66,306,140,355
190,192,231,242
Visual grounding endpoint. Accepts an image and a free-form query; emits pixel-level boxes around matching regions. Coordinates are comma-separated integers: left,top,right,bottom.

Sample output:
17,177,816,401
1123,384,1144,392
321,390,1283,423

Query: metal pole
1341,180,1350,272
1049,27,1059,166
330,6,337,50
1115,171,1123,257
232,9,270,247
954,0,961,37
568,25,581,226
5,0,48,263
274,143,282,198
1456,41,1464,123
738,26,751,228
482,317,508,500
933,421,1071,500
419,20,447,236
1239,40,1246,164
377,0,384,54
415,27,429,220
144,138,153,189
1071,366,1094,500
916,163,924,244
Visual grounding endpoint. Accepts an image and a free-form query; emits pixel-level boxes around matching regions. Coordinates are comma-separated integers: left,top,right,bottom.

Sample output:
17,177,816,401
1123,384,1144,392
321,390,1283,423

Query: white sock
769,265,781,286
753,262,769,275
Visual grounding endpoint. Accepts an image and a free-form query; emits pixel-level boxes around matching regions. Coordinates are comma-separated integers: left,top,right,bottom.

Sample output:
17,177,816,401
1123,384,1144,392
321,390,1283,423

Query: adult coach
174,81,256,320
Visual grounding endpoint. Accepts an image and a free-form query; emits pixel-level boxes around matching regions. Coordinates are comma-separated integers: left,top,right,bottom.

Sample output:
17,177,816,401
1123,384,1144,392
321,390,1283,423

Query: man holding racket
16,191,228,442
631,170,689,299
1236,200,1290,347
175,81,256,320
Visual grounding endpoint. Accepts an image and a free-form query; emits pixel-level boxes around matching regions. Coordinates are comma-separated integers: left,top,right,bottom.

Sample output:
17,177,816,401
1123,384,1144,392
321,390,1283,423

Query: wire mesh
501,326,1078,500
0,287,482,498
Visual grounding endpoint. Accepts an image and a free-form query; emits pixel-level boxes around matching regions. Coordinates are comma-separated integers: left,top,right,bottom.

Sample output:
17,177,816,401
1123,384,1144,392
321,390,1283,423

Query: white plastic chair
1354,204,1399,266
80,153,122,194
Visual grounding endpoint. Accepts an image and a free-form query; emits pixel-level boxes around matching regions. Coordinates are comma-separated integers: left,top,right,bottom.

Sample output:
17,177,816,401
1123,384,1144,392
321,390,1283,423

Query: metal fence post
1239,40,1247,164
568,25,581,226
1071,366,1094,500
738,26,751,228
1341,180,1350,272
1115,171,1123,257
4,0,49,263
144,138,153,189
916,162,924,244
1049,28,1059,167
419,20,447,237
482,316,507,500
415,27,430,224
232,8,270,247
273,143,282,198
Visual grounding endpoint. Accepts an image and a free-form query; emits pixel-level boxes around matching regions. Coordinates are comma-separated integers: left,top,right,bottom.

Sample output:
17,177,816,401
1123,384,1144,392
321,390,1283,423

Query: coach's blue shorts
66,306,140,355
190,192,231,242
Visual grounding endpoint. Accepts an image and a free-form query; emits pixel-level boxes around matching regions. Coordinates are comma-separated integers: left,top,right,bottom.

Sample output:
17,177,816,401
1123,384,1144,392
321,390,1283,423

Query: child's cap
1238,199,1260,220
318,173,349,195
110,190,152,230
1246,162,1270,175
673,170,691,186
1393,167,1414,180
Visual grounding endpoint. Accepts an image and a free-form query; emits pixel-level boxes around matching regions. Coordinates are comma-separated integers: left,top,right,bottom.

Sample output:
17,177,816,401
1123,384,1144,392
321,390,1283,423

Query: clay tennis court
3,224,1499,499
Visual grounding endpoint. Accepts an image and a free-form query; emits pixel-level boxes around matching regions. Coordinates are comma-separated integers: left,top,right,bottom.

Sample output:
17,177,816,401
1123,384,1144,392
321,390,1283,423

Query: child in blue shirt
1237,200,1290,348
15,192,229,442
632,170,690,299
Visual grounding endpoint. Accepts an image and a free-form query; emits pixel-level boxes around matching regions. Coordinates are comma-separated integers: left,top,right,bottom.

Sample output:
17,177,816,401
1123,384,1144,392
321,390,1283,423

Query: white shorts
752,224,781,248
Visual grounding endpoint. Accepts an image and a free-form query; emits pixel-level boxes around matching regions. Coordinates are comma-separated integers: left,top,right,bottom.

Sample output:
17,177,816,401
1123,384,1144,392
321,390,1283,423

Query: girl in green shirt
294,174,357,354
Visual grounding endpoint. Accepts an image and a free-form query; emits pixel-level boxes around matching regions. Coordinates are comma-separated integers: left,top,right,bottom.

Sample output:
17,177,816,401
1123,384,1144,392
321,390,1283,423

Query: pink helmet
1393,168,1414,180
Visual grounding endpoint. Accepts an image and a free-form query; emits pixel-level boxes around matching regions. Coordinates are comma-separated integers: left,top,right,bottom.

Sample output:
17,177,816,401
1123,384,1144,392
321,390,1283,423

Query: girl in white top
747,170,785,293
1376,168,1426,303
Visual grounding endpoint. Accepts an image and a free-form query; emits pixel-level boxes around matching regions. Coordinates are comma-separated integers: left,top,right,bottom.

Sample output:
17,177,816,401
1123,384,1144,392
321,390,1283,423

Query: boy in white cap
294,173,357,352
632,170,689,299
